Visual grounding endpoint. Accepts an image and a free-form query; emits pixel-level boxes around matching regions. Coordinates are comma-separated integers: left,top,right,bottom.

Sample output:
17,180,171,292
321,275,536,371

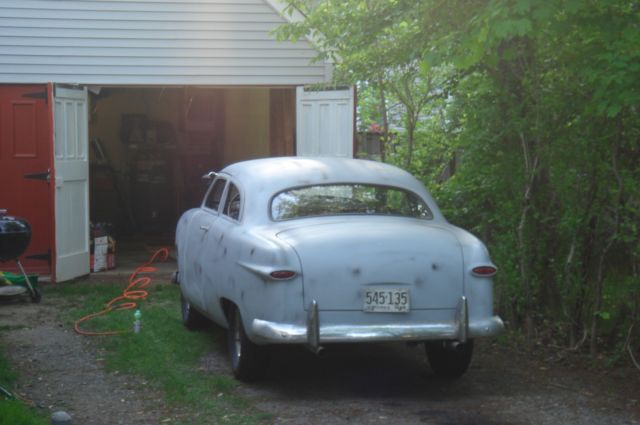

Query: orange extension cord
74,247,170,336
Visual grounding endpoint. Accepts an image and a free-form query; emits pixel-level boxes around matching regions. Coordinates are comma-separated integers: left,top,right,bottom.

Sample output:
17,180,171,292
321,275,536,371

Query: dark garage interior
87,86,295,243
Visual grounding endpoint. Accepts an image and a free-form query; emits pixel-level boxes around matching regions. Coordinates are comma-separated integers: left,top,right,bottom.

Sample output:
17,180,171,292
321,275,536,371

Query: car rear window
271,184,433,221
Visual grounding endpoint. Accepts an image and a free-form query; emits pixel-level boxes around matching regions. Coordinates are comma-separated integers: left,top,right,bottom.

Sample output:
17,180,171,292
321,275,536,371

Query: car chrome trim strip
307,299,321,353
456,296,469,343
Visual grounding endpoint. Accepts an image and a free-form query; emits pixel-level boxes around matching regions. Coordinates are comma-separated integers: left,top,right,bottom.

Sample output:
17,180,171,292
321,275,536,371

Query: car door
203,182,243,322
183,177,227,312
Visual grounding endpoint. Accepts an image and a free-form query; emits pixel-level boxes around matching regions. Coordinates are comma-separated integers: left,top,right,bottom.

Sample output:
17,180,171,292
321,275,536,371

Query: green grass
0,343,47,425
0,401,47,425
48,280,271,425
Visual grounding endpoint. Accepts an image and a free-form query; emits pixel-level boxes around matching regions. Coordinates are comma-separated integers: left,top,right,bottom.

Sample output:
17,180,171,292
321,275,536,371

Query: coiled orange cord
74,247,170,336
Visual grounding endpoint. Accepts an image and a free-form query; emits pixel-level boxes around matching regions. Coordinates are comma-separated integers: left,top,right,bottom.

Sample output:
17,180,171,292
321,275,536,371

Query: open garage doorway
2,84,351,281
87,86,295,256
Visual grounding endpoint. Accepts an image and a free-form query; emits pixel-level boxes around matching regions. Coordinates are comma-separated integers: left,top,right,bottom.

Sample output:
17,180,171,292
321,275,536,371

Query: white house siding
0,0,329,85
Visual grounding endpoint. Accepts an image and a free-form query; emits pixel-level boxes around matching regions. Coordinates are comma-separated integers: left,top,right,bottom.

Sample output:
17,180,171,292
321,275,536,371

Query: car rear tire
180,292,206,330
227,305,268,381
425,339,474,378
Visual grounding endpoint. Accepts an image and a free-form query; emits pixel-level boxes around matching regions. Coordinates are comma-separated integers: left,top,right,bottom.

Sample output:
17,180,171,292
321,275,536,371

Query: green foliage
278,0,640,357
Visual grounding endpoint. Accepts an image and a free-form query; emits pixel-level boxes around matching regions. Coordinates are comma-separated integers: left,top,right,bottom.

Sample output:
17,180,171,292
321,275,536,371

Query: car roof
218,157,445,223
221,157,424,193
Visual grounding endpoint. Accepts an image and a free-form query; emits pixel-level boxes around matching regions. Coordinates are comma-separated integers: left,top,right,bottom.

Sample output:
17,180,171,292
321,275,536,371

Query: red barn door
0,85,53,275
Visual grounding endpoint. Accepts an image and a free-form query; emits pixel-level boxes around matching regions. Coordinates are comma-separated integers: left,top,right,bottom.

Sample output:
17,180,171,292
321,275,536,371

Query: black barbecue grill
0,209,41,302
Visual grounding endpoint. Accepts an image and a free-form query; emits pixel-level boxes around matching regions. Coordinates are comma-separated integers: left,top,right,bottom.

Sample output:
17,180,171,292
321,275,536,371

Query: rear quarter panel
445,225,497,320
211,226,305,333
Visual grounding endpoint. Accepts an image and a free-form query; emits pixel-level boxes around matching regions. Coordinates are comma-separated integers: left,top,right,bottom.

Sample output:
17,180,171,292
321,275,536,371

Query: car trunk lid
276,220,464,311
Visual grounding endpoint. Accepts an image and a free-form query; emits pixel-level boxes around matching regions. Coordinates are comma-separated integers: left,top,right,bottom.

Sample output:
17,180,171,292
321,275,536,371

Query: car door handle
199,225,210,232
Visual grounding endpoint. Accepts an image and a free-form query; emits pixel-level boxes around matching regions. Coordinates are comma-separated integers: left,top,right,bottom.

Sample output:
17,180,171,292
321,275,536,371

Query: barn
0,0,355,282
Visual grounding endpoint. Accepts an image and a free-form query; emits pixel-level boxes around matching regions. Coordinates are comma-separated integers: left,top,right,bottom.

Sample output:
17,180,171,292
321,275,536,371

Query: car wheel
180,292,206,330
425,339,474,378
227,305,268,381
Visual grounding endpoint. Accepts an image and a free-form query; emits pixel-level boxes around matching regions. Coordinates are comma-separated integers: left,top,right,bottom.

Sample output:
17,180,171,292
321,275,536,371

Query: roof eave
263,0,334,83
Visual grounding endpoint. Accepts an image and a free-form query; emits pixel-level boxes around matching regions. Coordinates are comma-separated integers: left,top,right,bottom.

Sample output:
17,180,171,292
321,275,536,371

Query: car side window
204,178,226,211
222,183,242,221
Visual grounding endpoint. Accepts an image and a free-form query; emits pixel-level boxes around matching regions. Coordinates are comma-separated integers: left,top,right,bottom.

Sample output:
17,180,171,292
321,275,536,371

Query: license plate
363,287,410,313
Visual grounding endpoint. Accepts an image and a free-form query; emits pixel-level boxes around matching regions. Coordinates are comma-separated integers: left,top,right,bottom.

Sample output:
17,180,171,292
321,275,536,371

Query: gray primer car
175,157,504,381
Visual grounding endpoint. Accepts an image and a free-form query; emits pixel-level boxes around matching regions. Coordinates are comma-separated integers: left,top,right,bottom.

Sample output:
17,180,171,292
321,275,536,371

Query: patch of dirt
200,338,640,425
2,288,640,425
0,295,175,425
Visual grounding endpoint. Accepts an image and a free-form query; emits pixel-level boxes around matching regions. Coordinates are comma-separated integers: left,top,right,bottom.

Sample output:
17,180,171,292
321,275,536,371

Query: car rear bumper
251,296,504,352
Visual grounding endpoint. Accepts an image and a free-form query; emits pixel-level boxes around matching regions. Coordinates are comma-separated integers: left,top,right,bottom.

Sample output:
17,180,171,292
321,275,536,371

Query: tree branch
625,324,640,371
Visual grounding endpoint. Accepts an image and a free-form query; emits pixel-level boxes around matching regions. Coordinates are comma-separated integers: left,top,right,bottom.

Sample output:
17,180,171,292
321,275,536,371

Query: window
271,184,432,221
204,178,226,211
222,183,242,220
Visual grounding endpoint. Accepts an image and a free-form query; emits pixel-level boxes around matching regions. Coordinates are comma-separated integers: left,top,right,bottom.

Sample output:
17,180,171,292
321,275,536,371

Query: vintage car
175,157,503,381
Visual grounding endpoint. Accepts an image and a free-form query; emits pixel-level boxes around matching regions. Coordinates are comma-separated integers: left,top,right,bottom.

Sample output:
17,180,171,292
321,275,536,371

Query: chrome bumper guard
251,296,504,353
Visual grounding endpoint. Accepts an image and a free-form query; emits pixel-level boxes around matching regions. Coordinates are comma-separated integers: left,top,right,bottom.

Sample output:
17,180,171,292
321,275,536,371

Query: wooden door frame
46,82,58,282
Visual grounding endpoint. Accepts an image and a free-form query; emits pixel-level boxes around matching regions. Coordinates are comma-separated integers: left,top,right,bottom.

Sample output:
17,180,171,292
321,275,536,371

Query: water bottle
133,309,142,334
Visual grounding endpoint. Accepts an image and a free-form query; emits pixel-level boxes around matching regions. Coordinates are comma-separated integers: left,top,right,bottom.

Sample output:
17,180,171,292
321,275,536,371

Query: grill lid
0,209,32,262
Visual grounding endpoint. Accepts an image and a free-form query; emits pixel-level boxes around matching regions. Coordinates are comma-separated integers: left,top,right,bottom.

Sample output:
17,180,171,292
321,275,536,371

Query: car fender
213,227,305,338
444,225,497,320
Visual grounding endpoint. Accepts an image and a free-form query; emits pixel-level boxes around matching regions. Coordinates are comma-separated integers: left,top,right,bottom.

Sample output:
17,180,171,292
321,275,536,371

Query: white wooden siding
0,0,330,85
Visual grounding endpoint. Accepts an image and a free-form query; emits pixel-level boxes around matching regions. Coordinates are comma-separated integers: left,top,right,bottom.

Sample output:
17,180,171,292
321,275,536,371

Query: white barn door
53,86,89,282
296,87,354,157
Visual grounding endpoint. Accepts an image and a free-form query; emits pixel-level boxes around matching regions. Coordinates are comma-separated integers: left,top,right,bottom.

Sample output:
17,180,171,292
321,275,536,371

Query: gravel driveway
1,291,638,425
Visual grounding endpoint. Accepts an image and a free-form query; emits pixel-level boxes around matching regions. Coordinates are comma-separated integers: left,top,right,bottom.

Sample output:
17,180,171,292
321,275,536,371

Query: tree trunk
590,246,605,357
404,115,416,168
590,130,623,357
563,238,578,348
377,77,389,162
517,132,540,344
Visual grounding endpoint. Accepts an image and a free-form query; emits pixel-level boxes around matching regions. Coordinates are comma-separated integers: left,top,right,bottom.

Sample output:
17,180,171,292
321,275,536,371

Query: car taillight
270,270,297,280
471,266,497,277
